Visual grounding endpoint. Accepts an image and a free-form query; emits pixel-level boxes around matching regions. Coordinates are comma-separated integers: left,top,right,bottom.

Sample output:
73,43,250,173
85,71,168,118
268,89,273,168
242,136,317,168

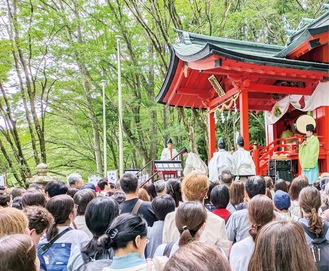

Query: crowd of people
0,128,328,271
1,168,329,271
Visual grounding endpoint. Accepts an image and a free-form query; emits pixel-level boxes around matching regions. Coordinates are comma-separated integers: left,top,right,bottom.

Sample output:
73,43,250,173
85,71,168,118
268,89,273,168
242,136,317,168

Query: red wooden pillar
239,89,249,149
208,112,216,160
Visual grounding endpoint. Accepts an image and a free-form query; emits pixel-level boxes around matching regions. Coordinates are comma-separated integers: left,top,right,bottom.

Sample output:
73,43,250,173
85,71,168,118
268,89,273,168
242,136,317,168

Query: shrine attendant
181,147,208,176
160,138,178,160
299,124,319,184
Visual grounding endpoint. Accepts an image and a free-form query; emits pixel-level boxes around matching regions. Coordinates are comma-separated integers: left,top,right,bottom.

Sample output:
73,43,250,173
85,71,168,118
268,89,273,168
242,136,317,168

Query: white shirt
160,148,178,160
183,152,208,176
208,149,234,182
232,147,256,176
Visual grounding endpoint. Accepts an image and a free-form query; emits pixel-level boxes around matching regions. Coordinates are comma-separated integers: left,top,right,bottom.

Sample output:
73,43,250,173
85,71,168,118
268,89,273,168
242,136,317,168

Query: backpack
299,222,329,271
162,242,175,257
38,227,73,271
78,248,114,271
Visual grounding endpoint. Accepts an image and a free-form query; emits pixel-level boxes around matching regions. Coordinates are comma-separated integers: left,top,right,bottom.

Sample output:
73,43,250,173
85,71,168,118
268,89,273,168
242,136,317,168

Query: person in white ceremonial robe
208,137,234,182
181,147,208,176
233,135,256,182
160,138,179,160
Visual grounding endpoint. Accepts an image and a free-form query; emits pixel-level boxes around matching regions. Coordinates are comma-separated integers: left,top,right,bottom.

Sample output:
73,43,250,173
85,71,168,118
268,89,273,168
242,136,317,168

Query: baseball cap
274,190,291,210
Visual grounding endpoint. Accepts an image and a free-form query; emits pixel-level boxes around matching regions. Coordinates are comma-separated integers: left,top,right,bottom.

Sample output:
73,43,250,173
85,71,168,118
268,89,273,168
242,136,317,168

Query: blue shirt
110,252,145,269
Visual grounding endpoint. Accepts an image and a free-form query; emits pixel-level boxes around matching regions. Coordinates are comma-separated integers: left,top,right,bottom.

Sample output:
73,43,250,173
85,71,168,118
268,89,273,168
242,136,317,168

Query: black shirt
120,198,157,226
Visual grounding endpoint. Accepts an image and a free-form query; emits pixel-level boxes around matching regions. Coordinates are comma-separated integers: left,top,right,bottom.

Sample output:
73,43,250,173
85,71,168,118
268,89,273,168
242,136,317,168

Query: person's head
81,197,120,258
205,181,219,205
11,196,23,210
217,137,225,150
167,138,173,149
67,173,83,189
66,187,79,198
120,173,138,194
181,173,208,203
220,170,233,187
11,187,26,199
111,190,126,204
154,180,166,195
166,179,182,207
236,135,244,148
27,183,44,192
210,185,230,209
289,175,309,201
98,178,109,191
264,176,274,190
73,189,96,216
175,201,207,246
46,194,75,240
0,189,11,207
286,124,291,131
274,190,291,211
163,241,230,271
45,179,68,198
0,234,38,271
143,182,157,200
245,176,266,200
151,194,176,221
138,188,150,201
248,195,274,241
81,183,96,191
274,179,288,193
298,186,322,235
305,123,315,138
181,147,188,158
229,180,245,206
22,189,47,208
24,206,53,244
248,221,317,271
0,208,29,236
99,213,148,257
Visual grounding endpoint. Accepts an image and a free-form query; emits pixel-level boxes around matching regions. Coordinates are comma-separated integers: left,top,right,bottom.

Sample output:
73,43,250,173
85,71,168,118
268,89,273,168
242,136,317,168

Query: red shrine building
156,12,329,178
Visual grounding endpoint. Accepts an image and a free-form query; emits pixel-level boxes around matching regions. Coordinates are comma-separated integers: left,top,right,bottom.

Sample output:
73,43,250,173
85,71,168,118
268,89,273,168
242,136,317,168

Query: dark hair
73,189,96,216
151,194,176,221
286,124,291,130
143,182,157,200
11,196,23,210
27,183,44,193
163,241,230,271
306,124,315,133
0,190,11,207
66,187,79,198
248,195,274,241
22,190,47,208
298,186,322,235
46,195,74,240
166,179,182,207
289,175,309,201
24,206,53,235
120,173,138,194
99,213,147,251
45,179,68,198
210,185,230,209
248,221,317,271
205,181,219,205
274,179,288,193
11,187,26,199
229,181,245,206
81,197,119,259
175,201,207,246
220,170,233,185
0,234,37,271
98,178,109,191
245,176,266,199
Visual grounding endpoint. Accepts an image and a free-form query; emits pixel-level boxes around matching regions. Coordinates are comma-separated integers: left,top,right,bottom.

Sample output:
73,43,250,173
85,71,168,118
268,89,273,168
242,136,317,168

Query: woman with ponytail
229,195,274,271
101,213,167,271
154,201,207,258
67,196,119,271
298,186,329,245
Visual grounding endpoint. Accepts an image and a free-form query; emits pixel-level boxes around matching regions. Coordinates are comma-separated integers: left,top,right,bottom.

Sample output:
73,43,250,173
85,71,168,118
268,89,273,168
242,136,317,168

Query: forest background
0,0,326,186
